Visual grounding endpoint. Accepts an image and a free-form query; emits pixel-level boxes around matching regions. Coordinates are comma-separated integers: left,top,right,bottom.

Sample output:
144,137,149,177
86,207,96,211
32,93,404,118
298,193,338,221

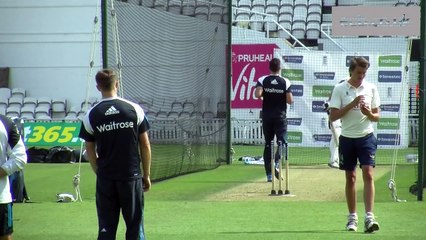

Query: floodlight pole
226,0,232,164
101,0,108,68
418,0,425,201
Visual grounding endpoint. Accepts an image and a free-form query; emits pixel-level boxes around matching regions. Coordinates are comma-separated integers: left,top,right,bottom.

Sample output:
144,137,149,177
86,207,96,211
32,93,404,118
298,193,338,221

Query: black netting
104,0,230,181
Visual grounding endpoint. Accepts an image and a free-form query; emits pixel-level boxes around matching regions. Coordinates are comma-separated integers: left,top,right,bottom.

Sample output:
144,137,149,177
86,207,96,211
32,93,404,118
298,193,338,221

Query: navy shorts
339,133,377,171
0,203,13,237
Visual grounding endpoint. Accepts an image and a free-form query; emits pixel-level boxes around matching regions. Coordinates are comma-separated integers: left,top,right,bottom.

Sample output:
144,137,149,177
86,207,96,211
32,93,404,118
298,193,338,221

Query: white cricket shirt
329,80,381,138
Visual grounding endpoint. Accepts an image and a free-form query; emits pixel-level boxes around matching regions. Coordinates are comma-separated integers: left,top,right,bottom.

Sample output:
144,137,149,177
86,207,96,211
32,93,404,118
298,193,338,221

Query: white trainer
328,162,339,169
346,215,358,231
364,216,380,233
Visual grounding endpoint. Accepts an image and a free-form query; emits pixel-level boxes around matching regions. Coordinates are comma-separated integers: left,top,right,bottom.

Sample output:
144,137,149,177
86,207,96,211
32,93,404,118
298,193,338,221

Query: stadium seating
170,100,183,112
182,1,196,16
80,97,97,111
34,105,51,120
265,0,279,19
23,97,38,109
252,0,266,13
190,111,203,118
195,4,210,20
77,109,86,121
167,110,180,119
178,111,191,118
306,21,320,39
222,6,229,23
37,97,52,109
394,0,406,6
294,0,308,7
281,0,294,8
145,110,157,120
0,85,97,121
293,5,307,23
11,88,26,100
323,0,336,6
142,0,155,8
154,0,168,11
64,106,79,121
216,100,226,118
337,0,364,6
250,14,264,31
291,21,306,39
406,0,419,6
20,105,35,120
238,0,251,9
210,5,224,22
235,11,250,28
6,106,20,118
156,110,169,120
0,88,11,99
51,98,67,120
0,98,8,115
8,97,23,109
307,11,321,24
202,111,215,119
168,0,182,14
183,101,195,113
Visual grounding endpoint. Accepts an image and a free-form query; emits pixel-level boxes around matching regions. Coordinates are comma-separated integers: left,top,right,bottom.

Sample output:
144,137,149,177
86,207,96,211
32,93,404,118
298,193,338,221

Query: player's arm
329,95,363,122
255,86,263,98
139,131,152,192
78,118,97,173
85,141,98,173
285,78,293,104
361,106,380,122
360,85,381,122
329,105,352,122
0,118,27,178
286,91,293,104
255,76,266,99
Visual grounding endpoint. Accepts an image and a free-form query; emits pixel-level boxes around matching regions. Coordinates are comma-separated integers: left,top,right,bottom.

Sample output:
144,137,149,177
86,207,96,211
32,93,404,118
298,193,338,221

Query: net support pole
226,0,232,164
101,0,108,68
418,0,425,201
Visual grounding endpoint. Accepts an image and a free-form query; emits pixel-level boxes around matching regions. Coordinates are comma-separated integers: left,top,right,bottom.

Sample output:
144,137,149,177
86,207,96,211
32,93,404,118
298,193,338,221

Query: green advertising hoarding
23,122,82,147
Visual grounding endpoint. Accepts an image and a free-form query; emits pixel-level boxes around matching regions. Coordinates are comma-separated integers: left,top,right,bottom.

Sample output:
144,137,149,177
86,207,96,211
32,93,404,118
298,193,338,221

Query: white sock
365,212,374,219
348,213,358,219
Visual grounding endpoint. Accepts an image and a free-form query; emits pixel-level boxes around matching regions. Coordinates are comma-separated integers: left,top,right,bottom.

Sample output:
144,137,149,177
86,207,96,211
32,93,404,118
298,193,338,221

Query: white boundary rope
388,38,413,203
109,0,124,97
73,2,101,202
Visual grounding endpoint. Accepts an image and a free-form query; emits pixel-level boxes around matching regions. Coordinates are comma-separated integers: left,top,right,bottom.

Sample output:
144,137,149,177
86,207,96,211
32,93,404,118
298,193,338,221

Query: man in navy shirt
79,69,151,240
255,58,293,182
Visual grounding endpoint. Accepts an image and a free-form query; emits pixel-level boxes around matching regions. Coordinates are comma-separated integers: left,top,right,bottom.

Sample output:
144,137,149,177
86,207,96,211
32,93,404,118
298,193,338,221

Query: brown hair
269,58,281,73
95,69,117,91
349,57,370,74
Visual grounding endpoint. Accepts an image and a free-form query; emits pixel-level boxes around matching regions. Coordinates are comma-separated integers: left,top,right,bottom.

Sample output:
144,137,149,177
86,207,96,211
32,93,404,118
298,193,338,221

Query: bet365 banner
23,122,82,147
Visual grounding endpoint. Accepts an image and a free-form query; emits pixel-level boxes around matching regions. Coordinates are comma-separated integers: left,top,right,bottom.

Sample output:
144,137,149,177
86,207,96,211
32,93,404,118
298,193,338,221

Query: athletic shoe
364,217,379,233
274,168,283,180
266,174,272,182
346,215,358,231
328,162,339,169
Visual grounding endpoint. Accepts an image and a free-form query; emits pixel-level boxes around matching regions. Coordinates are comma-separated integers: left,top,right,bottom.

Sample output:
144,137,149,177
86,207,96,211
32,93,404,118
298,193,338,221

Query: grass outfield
13,160,425,239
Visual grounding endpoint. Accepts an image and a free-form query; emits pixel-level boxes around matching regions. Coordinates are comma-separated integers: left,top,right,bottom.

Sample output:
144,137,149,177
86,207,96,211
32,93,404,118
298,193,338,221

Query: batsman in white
325,79,346,169
0,115,27,240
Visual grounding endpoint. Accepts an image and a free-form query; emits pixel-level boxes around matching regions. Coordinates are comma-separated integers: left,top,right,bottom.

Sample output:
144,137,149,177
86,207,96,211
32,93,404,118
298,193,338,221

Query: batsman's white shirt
329,80,380,138
0,116,27,203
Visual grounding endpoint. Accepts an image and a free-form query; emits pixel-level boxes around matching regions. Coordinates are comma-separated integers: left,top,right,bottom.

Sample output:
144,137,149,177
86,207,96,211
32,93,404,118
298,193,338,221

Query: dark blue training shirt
256,75,292,119
79,97,150,180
